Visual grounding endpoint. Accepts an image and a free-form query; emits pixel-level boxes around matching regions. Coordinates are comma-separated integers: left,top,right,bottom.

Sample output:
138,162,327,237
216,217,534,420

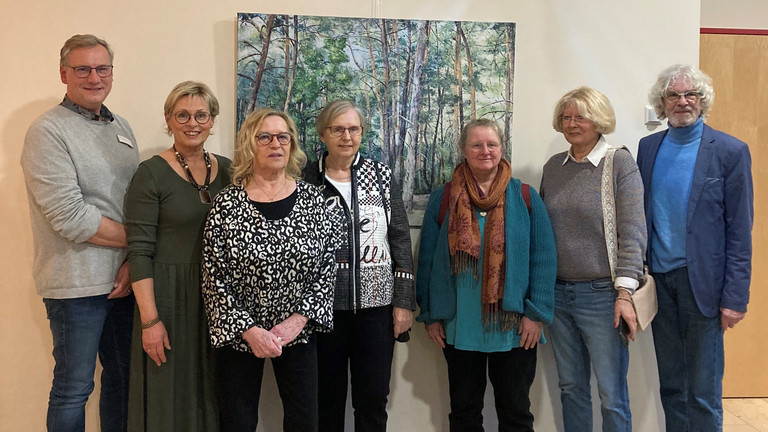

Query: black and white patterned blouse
201,181,336,353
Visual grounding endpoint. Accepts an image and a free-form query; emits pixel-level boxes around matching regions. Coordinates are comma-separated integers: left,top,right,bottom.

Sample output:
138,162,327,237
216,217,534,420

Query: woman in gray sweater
540,86,646,432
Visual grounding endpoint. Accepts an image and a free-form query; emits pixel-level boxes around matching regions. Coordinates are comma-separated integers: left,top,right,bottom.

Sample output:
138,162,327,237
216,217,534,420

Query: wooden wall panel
700,33,768,397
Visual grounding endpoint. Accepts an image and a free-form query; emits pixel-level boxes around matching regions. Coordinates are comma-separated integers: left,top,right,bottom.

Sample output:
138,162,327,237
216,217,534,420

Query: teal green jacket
416,178,557,325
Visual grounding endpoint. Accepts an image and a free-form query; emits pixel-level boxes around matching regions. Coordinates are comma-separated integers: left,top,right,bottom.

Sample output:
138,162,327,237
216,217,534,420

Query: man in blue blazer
637,64,753,432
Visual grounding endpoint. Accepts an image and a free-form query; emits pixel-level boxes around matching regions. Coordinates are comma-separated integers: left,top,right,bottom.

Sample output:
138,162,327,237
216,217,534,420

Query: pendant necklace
173,145,212,204
254,177,288,203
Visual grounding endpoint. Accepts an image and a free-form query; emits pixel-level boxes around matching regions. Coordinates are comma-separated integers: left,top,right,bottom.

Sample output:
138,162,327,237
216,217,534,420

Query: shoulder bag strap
601,146,620,280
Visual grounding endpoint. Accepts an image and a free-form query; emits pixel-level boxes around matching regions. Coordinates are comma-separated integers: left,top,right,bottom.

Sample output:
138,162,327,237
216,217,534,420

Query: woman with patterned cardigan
303,100,415,432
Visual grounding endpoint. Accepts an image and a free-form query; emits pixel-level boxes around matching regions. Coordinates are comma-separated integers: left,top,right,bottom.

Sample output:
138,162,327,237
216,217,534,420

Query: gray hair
458,118,506,152
315,100,366,138
60,34,114,67
648,64,715,120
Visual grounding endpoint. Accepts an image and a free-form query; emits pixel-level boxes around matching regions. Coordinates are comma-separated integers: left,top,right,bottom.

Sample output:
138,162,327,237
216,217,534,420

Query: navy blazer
637,123,753,317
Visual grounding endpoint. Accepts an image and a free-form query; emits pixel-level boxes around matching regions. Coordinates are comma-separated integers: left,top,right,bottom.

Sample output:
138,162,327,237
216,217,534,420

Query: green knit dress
125,154,231,432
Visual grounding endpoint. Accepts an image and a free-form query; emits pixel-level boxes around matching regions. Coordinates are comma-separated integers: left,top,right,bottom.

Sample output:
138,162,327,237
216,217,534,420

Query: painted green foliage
237,13,516,212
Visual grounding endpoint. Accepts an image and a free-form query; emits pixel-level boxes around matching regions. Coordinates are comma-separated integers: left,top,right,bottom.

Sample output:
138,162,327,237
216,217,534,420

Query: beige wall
701,0,768,29
0,1,702,431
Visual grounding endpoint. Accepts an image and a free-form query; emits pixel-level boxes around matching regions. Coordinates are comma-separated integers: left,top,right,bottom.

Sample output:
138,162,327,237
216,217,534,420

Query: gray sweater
21,104,139,299
540,143,646,284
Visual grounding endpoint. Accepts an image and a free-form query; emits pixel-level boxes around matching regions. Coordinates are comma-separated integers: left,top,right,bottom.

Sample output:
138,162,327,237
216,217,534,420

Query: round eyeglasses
68,65,113,78
174,111,212,125
257,132,292,146
326,126,363,137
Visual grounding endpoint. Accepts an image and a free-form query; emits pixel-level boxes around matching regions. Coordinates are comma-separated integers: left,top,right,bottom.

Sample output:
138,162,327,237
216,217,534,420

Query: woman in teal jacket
416,118,557,431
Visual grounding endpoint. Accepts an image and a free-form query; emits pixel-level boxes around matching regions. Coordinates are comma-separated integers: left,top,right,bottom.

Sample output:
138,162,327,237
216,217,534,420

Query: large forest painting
236,13,516,218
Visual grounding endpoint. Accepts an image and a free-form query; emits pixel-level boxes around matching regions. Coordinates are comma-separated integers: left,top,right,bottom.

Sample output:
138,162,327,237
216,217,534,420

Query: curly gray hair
648,64,715,120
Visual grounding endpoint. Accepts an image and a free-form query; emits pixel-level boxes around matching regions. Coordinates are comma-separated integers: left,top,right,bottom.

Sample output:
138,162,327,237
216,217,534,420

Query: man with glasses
21,34,139,432
637,64,753,431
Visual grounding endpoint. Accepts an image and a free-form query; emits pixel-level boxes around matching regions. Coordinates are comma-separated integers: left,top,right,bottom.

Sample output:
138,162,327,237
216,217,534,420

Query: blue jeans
442,344,537,432
216,336,319,432
43,294,133,432
652,266,724,432
549,279,630,432
317,305,395,432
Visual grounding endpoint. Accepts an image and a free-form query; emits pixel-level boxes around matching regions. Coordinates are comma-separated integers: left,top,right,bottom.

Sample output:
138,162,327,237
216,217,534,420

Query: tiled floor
724,399,768,432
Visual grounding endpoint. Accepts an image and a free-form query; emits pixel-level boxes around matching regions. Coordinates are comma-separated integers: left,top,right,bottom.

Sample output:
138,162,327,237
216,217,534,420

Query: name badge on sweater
117,134,134,148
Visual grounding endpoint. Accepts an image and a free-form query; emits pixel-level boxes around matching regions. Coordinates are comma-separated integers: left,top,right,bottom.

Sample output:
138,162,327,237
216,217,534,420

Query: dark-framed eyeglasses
257,132,292,146
174,111,212,124
68,65,114,78
663,90,702,103
326,125,363,137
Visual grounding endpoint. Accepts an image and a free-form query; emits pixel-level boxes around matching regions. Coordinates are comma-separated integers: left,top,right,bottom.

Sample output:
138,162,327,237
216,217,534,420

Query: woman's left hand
393,307,413,338
270,313,309,346
614,295,638,342
518,316,543,350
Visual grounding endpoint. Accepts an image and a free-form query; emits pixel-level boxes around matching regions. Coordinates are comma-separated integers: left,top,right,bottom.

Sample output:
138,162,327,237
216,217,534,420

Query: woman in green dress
124,81,231,431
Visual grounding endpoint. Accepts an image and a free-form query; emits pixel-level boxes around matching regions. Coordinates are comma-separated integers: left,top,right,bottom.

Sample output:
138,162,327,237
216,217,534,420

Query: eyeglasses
174,111,212,124
468,142,501,152
664,90,702,103
68,65,114,78
561,115,590,125
326,126,363,137
257,132,292,146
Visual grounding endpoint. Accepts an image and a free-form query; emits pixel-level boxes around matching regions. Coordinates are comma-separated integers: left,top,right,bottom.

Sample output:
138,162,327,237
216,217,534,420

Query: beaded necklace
173,145,212,204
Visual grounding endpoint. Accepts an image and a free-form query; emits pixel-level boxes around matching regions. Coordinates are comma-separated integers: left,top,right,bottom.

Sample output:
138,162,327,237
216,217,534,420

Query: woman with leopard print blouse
201,108,336,432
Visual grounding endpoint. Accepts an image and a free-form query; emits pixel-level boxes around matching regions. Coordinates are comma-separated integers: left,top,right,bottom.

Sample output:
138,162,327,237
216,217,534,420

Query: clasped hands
243,313,308,358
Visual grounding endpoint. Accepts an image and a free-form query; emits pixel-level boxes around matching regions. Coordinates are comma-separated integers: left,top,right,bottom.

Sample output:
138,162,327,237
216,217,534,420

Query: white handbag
601,146,657,331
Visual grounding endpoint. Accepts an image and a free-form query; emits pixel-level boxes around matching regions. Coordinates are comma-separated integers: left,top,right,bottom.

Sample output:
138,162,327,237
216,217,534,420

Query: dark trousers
443,344,537,432
317,305,395,432
652,267,724,431
215,336,319,432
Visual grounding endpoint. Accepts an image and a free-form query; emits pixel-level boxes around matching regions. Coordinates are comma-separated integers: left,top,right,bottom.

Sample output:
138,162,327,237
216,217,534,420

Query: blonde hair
552,86,616,134
232,108,306,186
163,81,220,136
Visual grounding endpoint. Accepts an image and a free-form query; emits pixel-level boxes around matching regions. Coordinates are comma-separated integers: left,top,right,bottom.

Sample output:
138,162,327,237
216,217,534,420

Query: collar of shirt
561,135,609,167
59,95,115,122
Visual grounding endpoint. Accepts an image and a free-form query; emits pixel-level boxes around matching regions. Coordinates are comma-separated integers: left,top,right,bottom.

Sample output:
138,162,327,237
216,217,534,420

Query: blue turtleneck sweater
650,117,704,272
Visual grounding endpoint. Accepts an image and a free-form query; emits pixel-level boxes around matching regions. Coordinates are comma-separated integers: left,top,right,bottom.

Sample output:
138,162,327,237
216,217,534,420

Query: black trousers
317,305,395,432
215,336,319,432
443,344,537,432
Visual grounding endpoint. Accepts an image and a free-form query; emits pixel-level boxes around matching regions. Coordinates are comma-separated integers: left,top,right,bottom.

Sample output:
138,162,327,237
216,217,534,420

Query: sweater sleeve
613,149,647,286
386,169,416,310
523,186,557,325
21,117,102,243
415,187,444,324
125,162,159,282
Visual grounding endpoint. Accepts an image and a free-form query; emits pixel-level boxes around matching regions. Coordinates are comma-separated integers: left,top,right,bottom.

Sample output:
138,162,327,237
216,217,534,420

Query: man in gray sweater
21,34,139,432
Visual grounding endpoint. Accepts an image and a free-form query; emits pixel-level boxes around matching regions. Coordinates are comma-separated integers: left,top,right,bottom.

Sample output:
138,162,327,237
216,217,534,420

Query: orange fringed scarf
447,159,518,331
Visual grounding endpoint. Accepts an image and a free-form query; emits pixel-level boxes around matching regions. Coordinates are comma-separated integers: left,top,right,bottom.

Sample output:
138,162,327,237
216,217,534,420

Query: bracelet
141,316,161,329
616,287,634,297
615,297,635,306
